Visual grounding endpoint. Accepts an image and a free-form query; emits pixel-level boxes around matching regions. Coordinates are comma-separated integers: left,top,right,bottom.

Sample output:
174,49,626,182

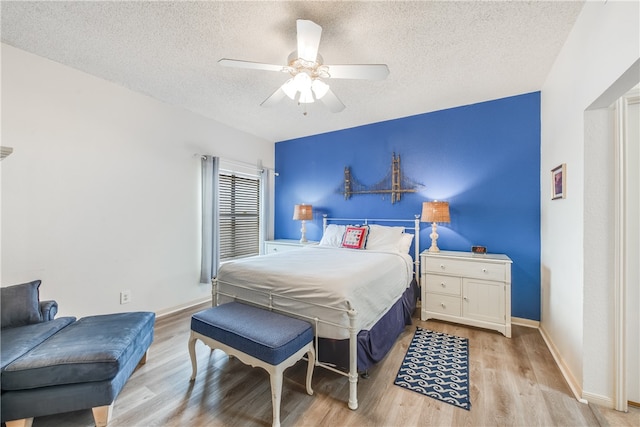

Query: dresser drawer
265,243,298,254
424,293,461,316
424,257,508,282
264,240,318,254
424,274,461,296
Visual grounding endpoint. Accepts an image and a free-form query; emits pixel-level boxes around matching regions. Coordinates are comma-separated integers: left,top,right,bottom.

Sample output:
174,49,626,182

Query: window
219,173,260,261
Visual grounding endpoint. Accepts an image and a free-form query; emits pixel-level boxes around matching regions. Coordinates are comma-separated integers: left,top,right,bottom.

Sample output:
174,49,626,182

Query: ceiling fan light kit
282,71,327,103
219,19,389,114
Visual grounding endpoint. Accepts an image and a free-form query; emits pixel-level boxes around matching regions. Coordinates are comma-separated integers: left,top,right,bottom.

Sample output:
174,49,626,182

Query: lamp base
429,222,440,253
299,220,308,243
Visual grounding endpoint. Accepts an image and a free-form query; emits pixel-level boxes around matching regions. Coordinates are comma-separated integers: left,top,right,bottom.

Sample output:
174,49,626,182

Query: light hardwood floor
27,303,639,427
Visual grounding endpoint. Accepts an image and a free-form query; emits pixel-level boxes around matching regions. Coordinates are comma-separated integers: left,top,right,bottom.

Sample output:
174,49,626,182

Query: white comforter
216,246,414,339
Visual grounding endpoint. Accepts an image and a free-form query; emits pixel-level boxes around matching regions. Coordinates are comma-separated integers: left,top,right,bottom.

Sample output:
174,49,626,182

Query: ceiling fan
219,19,389,113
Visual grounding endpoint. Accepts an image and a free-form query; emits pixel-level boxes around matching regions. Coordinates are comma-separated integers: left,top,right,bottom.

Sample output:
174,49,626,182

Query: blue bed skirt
317,278,419,372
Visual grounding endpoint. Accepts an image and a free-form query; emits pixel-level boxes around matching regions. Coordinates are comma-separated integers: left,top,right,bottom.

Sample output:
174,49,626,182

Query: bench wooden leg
269,343,315,427
269,368,284,427
92,403,113,427
188,332,198,381
5,418,34,427
138,349,149,365
305,347,315,396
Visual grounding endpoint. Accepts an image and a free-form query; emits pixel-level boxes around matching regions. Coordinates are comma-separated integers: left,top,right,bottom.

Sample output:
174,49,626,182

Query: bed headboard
322,215,421,284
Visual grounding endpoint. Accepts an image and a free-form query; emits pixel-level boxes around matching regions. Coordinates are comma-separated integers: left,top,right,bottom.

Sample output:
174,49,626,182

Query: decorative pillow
319,224,346,247
340,225,369,249
365,224,405,251
1,280,43,329
398,233,414,254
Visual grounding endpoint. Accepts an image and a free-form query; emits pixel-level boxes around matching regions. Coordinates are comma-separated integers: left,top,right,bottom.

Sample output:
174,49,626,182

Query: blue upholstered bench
188,302,315,427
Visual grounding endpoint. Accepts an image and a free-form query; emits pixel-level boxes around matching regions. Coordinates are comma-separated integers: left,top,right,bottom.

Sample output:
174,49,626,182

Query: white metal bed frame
212,216,421,410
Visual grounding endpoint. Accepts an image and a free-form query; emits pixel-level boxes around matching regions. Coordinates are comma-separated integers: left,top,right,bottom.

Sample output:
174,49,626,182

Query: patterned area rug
394,327,471,410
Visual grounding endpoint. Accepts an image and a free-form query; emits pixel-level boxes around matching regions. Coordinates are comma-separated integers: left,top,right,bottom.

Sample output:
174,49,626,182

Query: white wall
1,44,274,318
540,0,639,404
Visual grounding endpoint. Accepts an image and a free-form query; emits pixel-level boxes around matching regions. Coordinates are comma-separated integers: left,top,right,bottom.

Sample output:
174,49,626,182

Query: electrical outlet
120,290,132,304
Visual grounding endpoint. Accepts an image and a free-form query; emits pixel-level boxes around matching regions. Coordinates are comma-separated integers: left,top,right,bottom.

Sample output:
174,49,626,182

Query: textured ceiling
1,1,584,142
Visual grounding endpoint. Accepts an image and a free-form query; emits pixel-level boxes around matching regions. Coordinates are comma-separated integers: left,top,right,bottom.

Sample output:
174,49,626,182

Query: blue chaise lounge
1,280,155,427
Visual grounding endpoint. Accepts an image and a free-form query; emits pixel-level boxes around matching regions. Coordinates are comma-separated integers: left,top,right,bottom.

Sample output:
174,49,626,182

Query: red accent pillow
341,225,369,249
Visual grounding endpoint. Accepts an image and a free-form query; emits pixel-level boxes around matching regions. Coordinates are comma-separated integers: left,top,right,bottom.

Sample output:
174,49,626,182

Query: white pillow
365,224,405,251
319,224,346,247
398,233,414,254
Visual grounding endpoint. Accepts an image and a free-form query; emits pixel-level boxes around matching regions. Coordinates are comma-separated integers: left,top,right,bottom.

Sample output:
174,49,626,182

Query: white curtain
200,156,220,283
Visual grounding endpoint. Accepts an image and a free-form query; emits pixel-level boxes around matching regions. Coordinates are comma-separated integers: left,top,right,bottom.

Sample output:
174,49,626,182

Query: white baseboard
583,391,613,408
538,324,588,404
447,316,613,408
511,316,540,328
155,297,210,319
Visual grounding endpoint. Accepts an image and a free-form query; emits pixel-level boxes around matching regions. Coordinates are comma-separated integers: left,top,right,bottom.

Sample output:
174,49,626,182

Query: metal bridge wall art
342,153,423,204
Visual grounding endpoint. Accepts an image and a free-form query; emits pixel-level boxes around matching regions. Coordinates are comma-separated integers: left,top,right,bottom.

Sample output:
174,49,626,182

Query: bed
212,216,421,410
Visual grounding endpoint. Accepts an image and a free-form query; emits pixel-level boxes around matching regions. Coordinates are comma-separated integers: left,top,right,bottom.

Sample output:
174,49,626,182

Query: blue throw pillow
1,280,43,329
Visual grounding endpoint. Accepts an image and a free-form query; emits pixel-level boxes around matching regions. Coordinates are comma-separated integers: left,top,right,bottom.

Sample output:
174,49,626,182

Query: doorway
622,88,639,407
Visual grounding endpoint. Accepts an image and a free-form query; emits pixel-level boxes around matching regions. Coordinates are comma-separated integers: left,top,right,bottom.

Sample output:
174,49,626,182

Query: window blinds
219,173,260,260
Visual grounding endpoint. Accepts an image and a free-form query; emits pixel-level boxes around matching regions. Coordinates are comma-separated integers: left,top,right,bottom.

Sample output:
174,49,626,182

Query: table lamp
421,201,450,253
293,204,313,243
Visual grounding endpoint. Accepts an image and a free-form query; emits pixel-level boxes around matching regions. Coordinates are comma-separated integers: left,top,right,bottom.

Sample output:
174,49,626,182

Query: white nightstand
420,250,513,337
264,239,318,254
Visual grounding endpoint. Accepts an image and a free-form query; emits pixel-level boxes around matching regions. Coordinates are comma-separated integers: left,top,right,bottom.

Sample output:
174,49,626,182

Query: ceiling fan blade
297,20,322,62
260,86,287,107
219,58,286,73
319,88,345,113
326,64,390,80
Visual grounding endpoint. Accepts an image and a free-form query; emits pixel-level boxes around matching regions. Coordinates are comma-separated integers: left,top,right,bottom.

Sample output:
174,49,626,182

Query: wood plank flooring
25,303,639,426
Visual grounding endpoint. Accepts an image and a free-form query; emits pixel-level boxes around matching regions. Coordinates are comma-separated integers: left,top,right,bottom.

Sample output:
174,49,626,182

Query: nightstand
264,239,318,254
420,250,513,337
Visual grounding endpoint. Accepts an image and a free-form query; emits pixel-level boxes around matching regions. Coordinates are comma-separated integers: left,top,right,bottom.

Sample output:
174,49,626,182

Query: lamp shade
293,204,313,220
421,201,450,223
282,78,297,99
311,79,330,99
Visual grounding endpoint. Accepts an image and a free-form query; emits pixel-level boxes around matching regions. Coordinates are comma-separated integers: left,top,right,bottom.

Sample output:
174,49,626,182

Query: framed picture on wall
551,163,566,200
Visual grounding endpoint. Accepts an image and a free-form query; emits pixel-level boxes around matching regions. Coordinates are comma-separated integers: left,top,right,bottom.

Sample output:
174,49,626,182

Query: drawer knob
463,296,468,301
482,268,487,273
440,264,445,270
440,282,446,287
441,303,446,308
273,248,278,252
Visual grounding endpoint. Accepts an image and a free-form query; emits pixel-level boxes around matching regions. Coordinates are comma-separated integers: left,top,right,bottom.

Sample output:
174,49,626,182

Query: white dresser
420,250,512,337
264,239,318,254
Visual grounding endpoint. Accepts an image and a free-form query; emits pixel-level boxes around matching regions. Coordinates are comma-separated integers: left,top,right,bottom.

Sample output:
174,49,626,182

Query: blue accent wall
274,92,541,321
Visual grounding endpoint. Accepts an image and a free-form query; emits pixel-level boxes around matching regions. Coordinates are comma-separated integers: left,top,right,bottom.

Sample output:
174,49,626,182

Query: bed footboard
347,309,358,410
